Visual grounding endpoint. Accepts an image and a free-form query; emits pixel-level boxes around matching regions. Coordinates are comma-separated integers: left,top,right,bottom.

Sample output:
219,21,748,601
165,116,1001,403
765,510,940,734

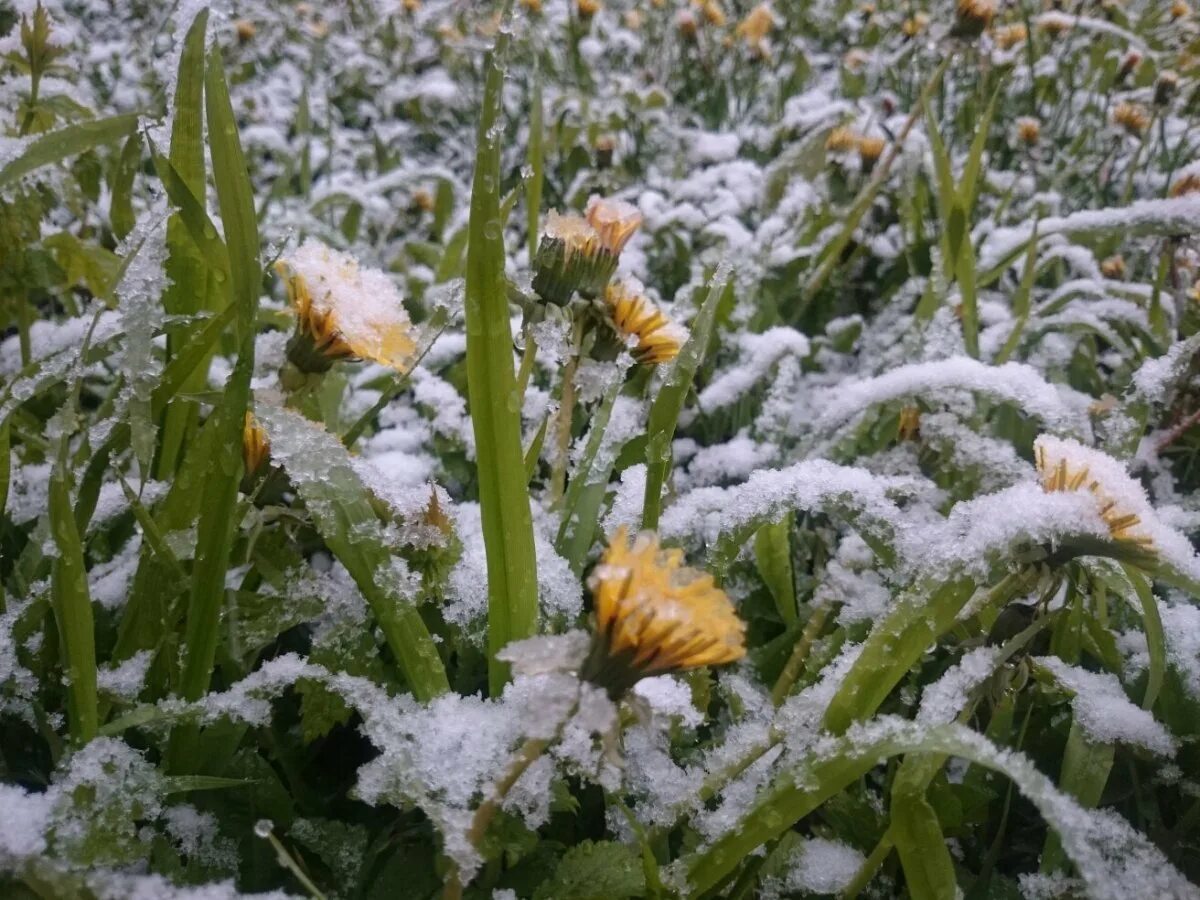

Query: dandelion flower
1035,435,1155,551
604,280,687,365
277,239,416,374
585,196,643,257
1100,255,1126,280
1155,71,1179,106
1112,101,1150,135
532,212,607,305
736,3,776,55
1169,172,1200,197
234,19,256,42
577,0,601,20
902,13,930,37
580,527,746,697
992,22,1028,49
242,411,270,475
826,126,860,153
856,135,886,168
700,0,726,27
953,0,995,38
897,406,921,441
1016,117,1041,145
1172,0,1191,19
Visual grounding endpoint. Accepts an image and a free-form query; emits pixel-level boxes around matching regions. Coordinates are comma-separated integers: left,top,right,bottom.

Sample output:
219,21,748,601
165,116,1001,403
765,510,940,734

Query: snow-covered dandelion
1035,436,1155,552
276,239,416,375
603,280,687,365
952,0,995,38
580,527,746,698
1155,71,1179,106
901,12,929,37
577,0,601,21
1172,0,1192,19
1169,173,1200,197
585,196,643,258
531,212,610,305
242,412,270,476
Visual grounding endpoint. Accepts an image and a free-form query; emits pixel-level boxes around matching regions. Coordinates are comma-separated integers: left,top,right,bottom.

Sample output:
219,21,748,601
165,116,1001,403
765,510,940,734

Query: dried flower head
580,527,746,697
1016,116,1041,145
585,196,643,257
604,280,687,365
1100,255,1126,280
953,0,996,37
1169,172,1200,197
1117,50,1142,81
1112,101,1150,135
242,412,270,475
277,239,416,374
1035,436,1154,552
992,22,1028,49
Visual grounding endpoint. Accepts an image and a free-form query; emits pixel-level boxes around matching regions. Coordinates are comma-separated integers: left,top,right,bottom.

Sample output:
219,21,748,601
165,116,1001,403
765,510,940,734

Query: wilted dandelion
276,239,416,374
1112,101,1150,135
1155,70,1179,106
1035,437,1154,551
580,527,746,697
242,412,270,475
604,280,687,365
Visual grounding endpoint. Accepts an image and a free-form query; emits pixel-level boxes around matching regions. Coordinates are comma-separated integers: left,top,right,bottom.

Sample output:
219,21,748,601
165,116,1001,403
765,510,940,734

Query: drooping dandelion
580,527,747,697
276,239,416,375
603,279,687,365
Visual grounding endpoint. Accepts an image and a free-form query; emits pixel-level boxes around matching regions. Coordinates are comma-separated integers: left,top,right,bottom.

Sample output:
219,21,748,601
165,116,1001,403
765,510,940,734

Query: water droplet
484,219,502,240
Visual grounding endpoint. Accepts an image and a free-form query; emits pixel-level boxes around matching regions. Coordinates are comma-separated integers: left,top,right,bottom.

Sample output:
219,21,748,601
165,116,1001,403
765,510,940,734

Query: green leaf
109,132,141,241
0,112,140,188
753,514,796,625
532,840,645,900
257,403,448,701
462,12,539,695
1123,565,1165,710
641,269,730,530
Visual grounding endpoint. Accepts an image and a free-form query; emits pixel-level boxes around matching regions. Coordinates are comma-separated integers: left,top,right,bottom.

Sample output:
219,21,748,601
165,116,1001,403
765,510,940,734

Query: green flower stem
549,316,584,506
770,604,830,707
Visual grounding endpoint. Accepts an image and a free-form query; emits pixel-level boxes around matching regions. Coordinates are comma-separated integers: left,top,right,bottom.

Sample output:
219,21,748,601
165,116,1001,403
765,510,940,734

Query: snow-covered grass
2,0,1200,898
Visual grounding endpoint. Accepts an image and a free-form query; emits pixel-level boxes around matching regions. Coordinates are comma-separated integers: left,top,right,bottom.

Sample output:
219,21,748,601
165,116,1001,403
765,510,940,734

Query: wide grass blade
462,5,540,695
641,268,730,531
256,403,449,700
0,112,139,188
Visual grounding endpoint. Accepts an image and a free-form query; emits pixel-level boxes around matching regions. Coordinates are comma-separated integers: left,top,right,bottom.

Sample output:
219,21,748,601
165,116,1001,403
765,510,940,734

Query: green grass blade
169,45,262,770
994,223,1040,364
753,514,796,625
556,380,621,574
462,6,539,695
109,132,141,241
0,112,139,188
1123,565,1165,710
891,757,958,900
256,403,449,700
641,269,730,531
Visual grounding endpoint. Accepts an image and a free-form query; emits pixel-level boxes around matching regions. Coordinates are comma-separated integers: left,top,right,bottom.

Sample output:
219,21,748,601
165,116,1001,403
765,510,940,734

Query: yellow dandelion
1035,436,1155,551
736,3,776,54
1100,255,1126,279
897,405,921,441
902,12,930,37
856,135,887,167
699,0,727,27
1172,0,1191,18
992,22,1028,49
577,0,601,20
277,239,416,375
953,0,996,38
1112,101,1150,135
585,196,643,257
532,211,612,304
604,280,686,365
1016,116,1041,145
580,527,746,697
826,126,860,153
412,188,435,212
234,18,256,42
242,412,270,475
1169,172,1200,197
